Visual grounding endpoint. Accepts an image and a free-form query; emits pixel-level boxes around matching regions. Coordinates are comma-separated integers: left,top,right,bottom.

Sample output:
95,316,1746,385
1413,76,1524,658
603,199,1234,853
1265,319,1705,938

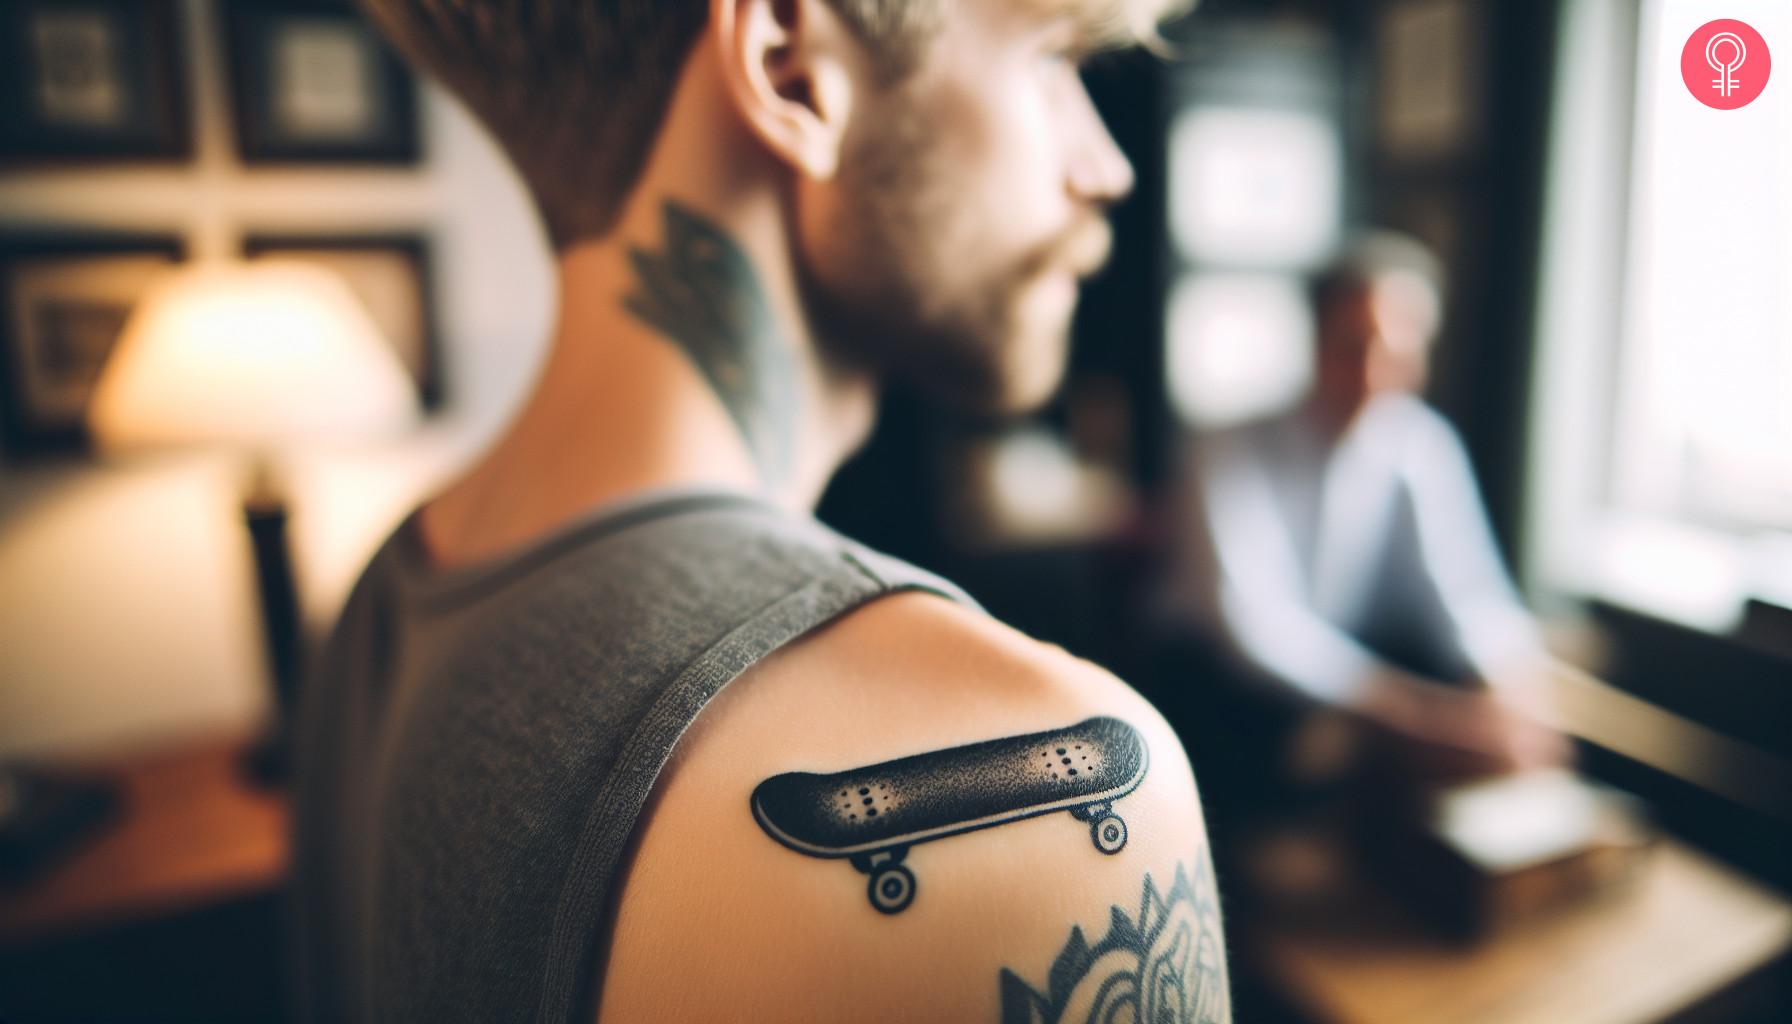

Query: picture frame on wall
224,0,419,164
1373,0,1483,165
0,0,190,162
241,232,444,409
0,235,187,457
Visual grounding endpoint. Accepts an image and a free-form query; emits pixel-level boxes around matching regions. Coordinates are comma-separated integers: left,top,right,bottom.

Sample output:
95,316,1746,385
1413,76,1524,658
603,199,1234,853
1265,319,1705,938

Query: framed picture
1374,0,1484,165
0,0,190,162
224,0,419,164
241,232,444,409
0,235,187,457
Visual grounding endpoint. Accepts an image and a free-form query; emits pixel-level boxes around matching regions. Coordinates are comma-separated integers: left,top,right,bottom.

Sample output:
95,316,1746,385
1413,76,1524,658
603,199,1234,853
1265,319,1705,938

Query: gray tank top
292,489,972,1024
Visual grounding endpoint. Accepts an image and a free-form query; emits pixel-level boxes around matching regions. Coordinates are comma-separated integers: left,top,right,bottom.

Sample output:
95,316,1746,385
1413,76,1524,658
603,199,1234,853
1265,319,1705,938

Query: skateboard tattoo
751,717,1148,914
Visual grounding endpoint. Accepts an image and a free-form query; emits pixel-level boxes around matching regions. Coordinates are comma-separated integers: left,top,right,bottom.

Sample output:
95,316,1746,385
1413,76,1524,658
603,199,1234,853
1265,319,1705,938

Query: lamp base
239,471,302,789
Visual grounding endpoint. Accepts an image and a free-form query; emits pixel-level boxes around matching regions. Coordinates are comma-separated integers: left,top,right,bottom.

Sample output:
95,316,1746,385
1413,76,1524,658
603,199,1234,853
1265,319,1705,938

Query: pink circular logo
1682,20,1771,109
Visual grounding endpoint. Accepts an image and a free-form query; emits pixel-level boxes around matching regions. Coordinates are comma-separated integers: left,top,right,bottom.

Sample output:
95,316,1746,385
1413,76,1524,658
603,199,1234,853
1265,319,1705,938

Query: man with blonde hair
295,2,1228,1021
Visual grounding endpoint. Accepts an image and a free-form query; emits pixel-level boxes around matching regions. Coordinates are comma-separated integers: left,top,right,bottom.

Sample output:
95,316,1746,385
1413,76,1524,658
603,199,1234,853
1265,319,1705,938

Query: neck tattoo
624,201,799,485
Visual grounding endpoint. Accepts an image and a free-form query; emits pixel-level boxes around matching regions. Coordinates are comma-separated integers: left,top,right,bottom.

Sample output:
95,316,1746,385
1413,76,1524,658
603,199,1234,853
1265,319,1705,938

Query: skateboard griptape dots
751,716,1147,914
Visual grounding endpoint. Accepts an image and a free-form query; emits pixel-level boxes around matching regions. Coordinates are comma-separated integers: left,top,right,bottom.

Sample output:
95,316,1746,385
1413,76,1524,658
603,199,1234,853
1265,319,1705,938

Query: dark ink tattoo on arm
999,853,1231,1024
624,201,798,483
751,717,1147,914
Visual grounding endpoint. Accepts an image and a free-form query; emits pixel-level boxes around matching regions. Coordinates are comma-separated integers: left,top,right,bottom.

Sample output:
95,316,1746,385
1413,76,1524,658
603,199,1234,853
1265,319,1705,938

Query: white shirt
1166,393,1544,707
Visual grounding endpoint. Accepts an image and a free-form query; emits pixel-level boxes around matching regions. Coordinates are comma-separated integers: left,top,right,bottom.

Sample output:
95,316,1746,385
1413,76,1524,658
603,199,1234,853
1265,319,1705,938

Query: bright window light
1168,106,1341,269
1527,0,1791,629
1165,273,1313,428
1616,0,1792,532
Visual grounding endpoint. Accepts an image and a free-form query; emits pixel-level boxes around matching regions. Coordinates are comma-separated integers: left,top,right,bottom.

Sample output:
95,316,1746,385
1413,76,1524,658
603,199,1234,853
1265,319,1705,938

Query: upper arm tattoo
999,854,1230,1024
751,717,1147,913
624,201,798,484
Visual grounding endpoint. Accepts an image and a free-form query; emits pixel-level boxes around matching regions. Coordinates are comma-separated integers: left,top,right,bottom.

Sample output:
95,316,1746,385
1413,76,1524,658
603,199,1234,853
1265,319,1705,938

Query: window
1528,0,1792,629
1616,0,1792,532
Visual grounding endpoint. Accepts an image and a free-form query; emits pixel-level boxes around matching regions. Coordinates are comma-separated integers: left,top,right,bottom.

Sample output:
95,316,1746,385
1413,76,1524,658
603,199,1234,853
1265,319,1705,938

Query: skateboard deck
751,716,1146,913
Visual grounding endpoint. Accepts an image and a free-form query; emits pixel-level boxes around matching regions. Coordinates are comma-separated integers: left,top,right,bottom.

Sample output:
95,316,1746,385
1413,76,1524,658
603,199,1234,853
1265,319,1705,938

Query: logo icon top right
1682,19,1771,109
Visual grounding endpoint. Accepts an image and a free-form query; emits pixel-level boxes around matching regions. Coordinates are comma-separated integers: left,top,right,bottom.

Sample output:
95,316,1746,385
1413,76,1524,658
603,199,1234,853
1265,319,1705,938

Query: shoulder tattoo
998,855,1230,1024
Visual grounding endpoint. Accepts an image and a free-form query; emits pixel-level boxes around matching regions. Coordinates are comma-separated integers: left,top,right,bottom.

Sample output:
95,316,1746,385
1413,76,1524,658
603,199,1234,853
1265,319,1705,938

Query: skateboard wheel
1091,814,1127,854
867,864,916,914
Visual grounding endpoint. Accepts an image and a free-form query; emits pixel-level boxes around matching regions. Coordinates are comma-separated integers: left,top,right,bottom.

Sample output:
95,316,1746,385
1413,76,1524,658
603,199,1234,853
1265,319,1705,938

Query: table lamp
87,260,419,779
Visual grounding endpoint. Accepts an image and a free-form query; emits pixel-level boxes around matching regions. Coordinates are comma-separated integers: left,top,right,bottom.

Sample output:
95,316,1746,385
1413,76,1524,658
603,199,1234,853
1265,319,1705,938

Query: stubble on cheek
809,40,1088,412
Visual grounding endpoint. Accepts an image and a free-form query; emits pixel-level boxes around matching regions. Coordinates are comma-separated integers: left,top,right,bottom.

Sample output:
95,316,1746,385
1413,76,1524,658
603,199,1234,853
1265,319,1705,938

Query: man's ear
711,0,861,181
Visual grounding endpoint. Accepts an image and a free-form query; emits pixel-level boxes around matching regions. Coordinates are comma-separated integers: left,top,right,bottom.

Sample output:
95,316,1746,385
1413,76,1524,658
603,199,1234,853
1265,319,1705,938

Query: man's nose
1067,95,1134,205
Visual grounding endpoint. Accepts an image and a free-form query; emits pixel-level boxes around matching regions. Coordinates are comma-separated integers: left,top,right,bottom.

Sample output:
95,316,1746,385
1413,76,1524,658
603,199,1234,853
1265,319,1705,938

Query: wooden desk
0,737,288,943
1253,838,1792,1024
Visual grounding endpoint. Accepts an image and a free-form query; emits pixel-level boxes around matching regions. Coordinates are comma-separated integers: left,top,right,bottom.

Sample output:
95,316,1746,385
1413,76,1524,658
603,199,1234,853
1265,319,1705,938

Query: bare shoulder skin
597,592,1229,1023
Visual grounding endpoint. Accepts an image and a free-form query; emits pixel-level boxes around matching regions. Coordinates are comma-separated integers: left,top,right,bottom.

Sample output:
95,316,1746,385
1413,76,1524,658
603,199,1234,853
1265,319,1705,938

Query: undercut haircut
360,1,1189,248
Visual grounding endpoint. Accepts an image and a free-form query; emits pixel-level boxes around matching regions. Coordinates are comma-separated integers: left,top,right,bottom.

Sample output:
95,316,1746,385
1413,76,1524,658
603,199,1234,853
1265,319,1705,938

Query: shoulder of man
1382,392,1457,443
1374,394,1478,478
594,590,1231,1023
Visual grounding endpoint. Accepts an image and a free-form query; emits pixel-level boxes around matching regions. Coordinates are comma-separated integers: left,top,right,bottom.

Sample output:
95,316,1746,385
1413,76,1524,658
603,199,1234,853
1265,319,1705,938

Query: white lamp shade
88,261,420,453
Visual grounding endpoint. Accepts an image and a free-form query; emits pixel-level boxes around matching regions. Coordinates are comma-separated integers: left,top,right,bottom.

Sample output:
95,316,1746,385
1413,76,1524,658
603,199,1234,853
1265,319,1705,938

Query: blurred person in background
1162,232,1567,819
295,1,1228,1023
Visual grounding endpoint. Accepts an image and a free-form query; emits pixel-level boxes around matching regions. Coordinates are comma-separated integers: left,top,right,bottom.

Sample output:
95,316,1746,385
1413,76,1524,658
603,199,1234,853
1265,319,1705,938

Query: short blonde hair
360,0,1191,247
